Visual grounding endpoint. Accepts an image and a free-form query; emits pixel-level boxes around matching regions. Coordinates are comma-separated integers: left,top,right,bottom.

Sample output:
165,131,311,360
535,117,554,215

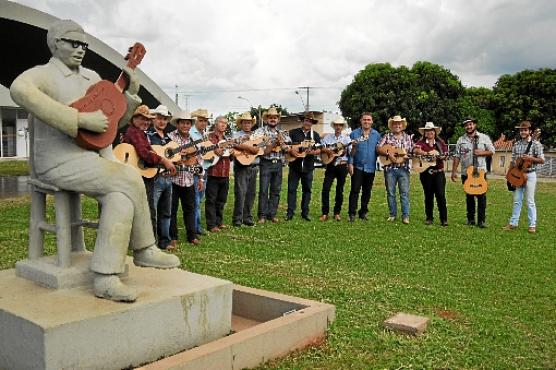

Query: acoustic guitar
232,134,269,166
73,43,146,150
285,140,322,162
112,143,158,178
463,136,488,195
320,142,346,165
151,138,206,162
505,129,541,187
378,144,408,166
411,152,440,173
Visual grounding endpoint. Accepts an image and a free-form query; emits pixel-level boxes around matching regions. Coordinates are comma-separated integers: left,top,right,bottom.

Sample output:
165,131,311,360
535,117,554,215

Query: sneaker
271,217,280,223
257,218,266,224
502,224,517,231
467,219,476,226
425,219,433,225
387,216,396,222
189,239,201,245
209,226,221,233
528,226,536,233
441,221,449,227
402,217,410,225
334,214,341,222
319,215,328,222
94,274,137,302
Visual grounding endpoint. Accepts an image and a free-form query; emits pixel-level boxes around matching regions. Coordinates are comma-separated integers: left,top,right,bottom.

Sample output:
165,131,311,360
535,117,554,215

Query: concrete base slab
15,251,128,289
383,312,429,336
0,264,233,370
139,285,336,370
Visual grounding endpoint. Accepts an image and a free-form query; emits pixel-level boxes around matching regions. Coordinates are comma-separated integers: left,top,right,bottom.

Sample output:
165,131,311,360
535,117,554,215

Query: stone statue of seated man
10,19,180,302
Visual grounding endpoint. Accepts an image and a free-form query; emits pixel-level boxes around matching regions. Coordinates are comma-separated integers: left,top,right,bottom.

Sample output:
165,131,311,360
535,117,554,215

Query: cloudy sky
11,0,556,116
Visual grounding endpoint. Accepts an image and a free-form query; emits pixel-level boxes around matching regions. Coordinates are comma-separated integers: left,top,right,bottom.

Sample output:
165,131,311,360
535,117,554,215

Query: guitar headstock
125,43,146,69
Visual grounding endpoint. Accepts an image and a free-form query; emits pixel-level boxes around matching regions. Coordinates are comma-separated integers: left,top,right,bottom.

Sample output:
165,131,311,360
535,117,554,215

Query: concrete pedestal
0,264,233,370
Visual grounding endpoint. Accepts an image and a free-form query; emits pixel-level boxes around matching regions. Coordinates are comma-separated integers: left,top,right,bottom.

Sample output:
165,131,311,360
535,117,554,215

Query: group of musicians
122,106,545,249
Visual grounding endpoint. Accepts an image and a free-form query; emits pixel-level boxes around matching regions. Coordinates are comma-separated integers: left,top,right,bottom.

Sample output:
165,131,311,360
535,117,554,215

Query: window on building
1,107,17,157
499,155,505,168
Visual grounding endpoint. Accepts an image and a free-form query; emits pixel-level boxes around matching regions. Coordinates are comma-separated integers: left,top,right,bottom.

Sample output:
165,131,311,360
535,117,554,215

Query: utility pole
183,95,192,111
298,86,311,112
174,84,179,105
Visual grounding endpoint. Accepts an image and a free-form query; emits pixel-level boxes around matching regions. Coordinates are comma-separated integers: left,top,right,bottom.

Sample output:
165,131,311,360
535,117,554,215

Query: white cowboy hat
262,107,280,120
330,116,347,129
418,121,442,136
151,105,171,117
170,110,194,126
387,115,408,130
236,111,256,125
191,108,210,120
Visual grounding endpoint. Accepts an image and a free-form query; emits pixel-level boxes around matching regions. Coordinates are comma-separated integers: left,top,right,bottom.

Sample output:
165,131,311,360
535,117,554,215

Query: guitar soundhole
101,98,115,116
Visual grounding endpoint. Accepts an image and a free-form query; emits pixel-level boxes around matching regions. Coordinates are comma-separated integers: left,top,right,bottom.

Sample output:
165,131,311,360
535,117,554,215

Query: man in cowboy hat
450,117,495,228
413,122,449,226
10,19,179,302
231,112,261,227
168,111,205,245
377,115,414,224
146,105,174,249
255,106,291,223
122,105,178,240
502,120,544,233
319,116,352,221
286,112,322,221
347,112,381,222
189,108,211,236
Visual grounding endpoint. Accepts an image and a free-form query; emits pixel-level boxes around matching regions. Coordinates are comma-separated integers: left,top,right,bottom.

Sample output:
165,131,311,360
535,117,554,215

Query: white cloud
11,0,556,116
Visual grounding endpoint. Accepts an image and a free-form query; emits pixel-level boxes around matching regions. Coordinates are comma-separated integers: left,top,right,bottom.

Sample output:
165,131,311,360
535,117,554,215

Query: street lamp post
237,96,261,127
295,90,306,113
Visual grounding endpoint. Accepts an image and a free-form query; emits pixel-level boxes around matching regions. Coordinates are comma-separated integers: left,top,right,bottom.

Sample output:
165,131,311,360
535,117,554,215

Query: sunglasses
58,37,89,50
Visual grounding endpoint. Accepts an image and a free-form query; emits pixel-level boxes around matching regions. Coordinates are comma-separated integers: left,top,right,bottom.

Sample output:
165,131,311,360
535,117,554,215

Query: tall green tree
456,87,496,140
339,61,465,140
492,68,556,146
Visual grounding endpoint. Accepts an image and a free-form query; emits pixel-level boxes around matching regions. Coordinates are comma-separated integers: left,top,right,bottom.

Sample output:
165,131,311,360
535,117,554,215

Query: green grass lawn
1,169,555,369
0,159,29,176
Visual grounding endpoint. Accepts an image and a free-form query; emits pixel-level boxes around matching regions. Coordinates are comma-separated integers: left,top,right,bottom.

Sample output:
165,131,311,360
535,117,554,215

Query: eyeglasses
58,37,88,50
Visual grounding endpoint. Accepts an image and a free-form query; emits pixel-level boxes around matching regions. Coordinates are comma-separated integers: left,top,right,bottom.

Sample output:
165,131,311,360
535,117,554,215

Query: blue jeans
258,159,283,220
385,168,410,218
193,173,207,234
509,171,537,227
153,176,173,248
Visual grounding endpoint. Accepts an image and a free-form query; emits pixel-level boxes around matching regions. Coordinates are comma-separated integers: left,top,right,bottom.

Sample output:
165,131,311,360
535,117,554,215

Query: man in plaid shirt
503,121,544,233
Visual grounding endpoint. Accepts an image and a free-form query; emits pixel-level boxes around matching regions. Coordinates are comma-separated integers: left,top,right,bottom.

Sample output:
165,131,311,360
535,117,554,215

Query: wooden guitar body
379,144,407,166
285,140,314,162
505,157,531,187
319,143,345,165
463,166,488,195
113,143,158,178
73,81,127,150
233,135,267,166
412,150,439,173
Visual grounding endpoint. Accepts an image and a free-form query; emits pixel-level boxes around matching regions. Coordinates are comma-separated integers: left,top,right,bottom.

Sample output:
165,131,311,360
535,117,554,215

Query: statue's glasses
57,38,89,50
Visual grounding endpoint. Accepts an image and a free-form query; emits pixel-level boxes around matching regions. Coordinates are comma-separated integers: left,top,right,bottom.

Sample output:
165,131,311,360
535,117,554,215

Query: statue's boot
94,274,137,302
133,245,180,269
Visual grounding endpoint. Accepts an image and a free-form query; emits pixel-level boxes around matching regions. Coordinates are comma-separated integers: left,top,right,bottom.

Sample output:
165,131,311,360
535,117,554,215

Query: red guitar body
73,43,146,150
73,81,127,150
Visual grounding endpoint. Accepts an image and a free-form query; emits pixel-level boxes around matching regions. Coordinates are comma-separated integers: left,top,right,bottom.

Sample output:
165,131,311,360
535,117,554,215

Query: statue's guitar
73,43,146,150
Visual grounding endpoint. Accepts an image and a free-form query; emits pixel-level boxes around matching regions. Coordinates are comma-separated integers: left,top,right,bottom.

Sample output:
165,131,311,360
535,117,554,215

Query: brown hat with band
515,120,532,130
132,105,154,119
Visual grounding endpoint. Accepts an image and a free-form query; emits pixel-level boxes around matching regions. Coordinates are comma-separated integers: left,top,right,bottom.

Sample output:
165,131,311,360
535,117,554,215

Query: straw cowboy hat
170,110,194,126
330,116,348,129
418,121,442,136
151,105,171,117
300,111,318,124
132,105,154,119
515,120,532,130
191,108,210,120
262,107,280,120
236,111,256,125
387,115,407,130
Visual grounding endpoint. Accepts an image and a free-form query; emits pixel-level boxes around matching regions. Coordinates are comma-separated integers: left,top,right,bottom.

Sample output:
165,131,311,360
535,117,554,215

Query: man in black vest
286,112,321,221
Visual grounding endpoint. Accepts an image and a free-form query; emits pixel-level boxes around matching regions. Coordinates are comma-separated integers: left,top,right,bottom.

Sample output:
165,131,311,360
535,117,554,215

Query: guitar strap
524,140,533,155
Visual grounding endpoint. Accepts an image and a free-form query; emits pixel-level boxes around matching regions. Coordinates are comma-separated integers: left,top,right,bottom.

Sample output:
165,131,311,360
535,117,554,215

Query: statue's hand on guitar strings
78,110,108,133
